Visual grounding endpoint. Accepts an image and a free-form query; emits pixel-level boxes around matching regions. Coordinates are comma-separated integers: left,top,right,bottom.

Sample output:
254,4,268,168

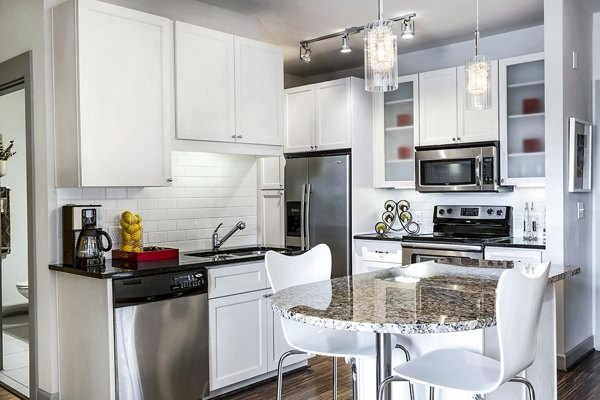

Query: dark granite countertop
353,232,546,250
271,259,579,335
49,245,292,279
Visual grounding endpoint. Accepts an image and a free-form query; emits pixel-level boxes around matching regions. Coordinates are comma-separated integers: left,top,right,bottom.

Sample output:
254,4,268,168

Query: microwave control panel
481,157,494,185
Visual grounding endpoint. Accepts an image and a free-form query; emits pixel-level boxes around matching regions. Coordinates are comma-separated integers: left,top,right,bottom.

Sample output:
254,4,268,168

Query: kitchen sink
186,247,287,260
228,250,269,257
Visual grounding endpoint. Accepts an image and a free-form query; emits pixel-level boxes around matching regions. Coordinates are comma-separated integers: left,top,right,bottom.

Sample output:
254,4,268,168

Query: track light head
401,18,415,39
340,35,352,53
299,43,312,63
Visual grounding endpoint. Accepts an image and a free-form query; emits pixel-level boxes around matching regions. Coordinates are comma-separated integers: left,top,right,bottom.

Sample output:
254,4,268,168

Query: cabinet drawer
484,247,543,262
361,260,401,273
356,240,403,263
208,262,268,299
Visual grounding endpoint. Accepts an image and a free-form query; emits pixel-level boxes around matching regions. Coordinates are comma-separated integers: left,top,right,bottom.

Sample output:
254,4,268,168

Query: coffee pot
75,224,113,267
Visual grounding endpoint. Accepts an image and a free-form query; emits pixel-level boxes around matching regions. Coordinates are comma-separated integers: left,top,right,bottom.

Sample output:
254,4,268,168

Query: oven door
401,242,483,265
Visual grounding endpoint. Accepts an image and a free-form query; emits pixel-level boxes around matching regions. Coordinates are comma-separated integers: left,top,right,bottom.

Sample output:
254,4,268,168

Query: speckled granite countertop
270,259,579,335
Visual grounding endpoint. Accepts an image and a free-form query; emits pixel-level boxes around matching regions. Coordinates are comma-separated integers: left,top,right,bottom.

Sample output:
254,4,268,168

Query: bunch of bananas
120,211,143,252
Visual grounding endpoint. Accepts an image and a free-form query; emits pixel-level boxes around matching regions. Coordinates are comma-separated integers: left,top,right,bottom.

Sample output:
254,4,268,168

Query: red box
522,98,541,114
523,138,542,153
112,247,179,262
397,146,412,160
396,114,412,126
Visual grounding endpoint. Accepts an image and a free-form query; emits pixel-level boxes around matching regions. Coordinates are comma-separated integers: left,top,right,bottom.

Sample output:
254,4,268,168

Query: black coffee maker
74,224,112,267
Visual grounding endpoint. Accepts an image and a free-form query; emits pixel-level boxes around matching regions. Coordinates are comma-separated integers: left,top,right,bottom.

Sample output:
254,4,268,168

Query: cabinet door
418,68,458,146
284,86,315,153
77,0,172,187
499,53,545,187
315,78,352,150
484,247,543,262
258,190,285,247
235,37,283,146
209,290,269,390
258,156,284,190
373,74,419,188
175,22,235,142
457,61,500,143
266,290,309,371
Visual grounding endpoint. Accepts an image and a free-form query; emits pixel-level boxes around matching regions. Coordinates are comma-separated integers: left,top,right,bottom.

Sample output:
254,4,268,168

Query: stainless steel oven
402,242,483,265
415,141,511,192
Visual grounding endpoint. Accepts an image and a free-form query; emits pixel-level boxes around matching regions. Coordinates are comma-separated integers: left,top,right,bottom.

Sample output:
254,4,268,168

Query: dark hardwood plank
558,351,600,400
0,386,19,400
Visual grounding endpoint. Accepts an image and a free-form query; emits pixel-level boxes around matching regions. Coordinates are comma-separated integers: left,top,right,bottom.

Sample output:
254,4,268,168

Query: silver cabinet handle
231,135,236,139
167,178,173,183
457,136,461,141
263,293,273,299
237,135,242,139
314,145,318,149
310,145,314,149
375,250,389,254
452,137,456,142
305,183,311,250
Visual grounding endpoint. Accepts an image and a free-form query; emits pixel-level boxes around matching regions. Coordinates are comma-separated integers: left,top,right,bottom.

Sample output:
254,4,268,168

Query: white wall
56,152,258,256
0,89,29,307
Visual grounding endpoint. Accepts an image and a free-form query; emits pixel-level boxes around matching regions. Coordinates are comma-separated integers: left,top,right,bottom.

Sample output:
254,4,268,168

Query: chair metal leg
429,386,435,400
349,358,358,400
395,344,412,361
276,350,305,400
472,395,484,400
377,376,414,400
509,376,536,400
394,344,415,398
332,357,338,400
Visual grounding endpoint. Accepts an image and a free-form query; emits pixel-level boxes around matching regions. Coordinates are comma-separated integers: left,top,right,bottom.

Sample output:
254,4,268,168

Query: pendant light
364,0,398,92
465,0,492,110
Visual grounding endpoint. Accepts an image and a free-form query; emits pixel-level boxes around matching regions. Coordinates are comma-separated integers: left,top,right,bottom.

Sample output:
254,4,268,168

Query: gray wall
592,11,600,349
545,0,595,363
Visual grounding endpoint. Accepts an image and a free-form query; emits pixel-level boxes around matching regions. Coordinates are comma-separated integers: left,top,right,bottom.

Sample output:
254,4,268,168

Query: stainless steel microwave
415,142,512,192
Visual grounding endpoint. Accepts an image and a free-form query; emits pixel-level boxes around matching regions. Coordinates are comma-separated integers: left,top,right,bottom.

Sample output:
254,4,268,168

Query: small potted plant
0,134,16,177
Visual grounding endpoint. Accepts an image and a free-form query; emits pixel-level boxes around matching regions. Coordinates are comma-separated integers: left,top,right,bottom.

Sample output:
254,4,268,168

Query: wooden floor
219,351,600,400
0,351,595,400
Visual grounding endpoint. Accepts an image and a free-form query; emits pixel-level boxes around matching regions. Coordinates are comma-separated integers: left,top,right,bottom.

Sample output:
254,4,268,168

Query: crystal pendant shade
364,19,398,92
465,54,491,110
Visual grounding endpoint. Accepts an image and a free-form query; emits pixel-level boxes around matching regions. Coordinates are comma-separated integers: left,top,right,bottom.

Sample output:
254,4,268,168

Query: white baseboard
557,335,595,371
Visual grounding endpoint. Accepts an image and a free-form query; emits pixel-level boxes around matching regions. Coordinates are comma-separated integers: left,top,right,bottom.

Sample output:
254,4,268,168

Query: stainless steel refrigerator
284,153,351,278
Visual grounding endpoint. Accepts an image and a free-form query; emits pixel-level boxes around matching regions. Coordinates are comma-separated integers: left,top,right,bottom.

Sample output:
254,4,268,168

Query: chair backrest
496,261,551,386
265,244,332,293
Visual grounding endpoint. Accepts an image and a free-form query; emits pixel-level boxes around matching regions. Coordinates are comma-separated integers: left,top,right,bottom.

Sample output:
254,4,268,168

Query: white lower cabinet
353,239,403,275
208,262,307,392
484,246,544,262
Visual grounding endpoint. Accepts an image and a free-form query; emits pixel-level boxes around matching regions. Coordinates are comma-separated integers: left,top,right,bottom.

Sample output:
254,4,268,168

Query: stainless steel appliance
415,141,512,192
402,205,513,264
285,153,351,278
74,224,112,267
62,204,103,265
113,268,209,400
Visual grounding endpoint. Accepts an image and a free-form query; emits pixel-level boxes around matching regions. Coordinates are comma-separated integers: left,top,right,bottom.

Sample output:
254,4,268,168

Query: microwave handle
475,156,481,186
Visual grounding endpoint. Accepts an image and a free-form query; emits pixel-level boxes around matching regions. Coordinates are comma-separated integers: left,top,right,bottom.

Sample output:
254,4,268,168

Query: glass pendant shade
465,54,491,110
364,19,398,92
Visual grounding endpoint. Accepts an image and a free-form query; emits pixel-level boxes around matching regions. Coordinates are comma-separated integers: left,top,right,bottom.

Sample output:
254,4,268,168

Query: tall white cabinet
53,0,173,187
257,157,285,247
175,22,283,146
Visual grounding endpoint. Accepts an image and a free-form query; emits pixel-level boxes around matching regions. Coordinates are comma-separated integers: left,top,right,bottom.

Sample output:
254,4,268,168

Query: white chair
266,244,412,400
377,261,551,400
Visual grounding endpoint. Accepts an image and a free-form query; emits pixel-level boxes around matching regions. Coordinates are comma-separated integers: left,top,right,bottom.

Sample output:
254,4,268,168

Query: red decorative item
112,247,179,262
396,114,412,126
523,138,542,153
522,98,541,114
397,146,412,159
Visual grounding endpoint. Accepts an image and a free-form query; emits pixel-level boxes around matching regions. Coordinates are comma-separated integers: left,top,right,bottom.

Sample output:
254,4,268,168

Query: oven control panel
435,206,509,220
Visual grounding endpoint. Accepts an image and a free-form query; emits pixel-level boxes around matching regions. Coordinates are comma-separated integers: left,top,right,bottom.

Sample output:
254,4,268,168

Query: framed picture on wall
568,117,593,192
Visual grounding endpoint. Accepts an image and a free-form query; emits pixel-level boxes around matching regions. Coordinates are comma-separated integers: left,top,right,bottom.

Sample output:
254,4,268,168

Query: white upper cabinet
419,65,499,147
53,0,173,187
499,52,545,187
258,156,284,190
419,68,458,146
175,22,283,146
457,61,499,143
285,77,367,153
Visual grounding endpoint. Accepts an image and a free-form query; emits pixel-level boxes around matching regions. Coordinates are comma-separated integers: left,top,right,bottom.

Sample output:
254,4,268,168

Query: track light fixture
340,35,352,53
299,43,311,63
400,18,415,39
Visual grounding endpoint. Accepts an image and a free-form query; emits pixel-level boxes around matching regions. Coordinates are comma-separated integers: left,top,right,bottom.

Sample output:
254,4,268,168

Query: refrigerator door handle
305,183,311,250
300,184,306,251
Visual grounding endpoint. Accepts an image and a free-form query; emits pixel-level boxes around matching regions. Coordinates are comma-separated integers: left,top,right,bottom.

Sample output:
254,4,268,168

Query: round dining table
270,258,527,400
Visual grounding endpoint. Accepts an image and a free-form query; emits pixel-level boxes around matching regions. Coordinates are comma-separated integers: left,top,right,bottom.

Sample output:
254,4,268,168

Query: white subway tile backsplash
56,152,258,260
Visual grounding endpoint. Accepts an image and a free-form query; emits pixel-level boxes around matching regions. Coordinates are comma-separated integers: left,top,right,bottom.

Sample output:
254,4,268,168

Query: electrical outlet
577,202,585,219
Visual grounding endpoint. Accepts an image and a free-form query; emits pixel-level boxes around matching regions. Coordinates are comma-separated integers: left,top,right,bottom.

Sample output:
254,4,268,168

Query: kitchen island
271,259,579,400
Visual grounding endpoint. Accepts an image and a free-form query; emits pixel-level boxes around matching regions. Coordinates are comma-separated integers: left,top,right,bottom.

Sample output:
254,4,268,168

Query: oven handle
401,242,483,252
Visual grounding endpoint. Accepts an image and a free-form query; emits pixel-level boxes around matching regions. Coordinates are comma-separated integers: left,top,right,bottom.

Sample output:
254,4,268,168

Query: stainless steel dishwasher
113,268,209,400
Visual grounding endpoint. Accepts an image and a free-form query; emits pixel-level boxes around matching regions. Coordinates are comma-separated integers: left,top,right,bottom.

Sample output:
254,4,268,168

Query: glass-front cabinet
373,74,419,188
499,52,545,186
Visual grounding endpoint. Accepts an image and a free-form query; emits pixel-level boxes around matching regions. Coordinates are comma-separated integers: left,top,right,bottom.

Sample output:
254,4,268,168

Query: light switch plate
577,202,585,219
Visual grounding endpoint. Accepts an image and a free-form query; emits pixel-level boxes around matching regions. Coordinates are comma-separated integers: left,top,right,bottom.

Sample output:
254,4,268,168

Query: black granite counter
353,232,546,250
49,245,293,279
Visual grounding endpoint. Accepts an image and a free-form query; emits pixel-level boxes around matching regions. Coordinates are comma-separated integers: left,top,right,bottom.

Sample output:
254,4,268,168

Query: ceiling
198,0,544,77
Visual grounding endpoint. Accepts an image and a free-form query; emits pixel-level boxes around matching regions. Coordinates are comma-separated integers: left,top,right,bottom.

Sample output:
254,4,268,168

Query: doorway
0,53,36,399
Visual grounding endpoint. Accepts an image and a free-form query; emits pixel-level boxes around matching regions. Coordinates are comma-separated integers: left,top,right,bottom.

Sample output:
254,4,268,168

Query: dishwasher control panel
171,270,206,291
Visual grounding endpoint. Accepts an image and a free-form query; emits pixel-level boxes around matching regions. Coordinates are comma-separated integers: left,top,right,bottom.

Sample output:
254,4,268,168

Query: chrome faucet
212,221,246,250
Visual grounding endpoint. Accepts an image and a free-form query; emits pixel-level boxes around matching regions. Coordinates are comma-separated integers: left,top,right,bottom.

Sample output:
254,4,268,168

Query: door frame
0,51,37,399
